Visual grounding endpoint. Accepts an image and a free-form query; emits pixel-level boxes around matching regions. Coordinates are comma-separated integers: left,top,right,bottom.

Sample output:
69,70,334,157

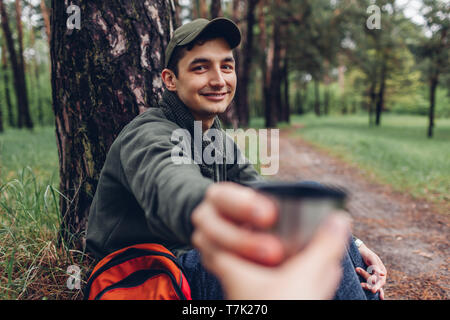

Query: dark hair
166,29,231,77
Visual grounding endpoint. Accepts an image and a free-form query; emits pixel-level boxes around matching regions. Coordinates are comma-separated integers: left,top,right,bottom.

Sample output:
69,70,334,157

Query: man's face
171,38,237,123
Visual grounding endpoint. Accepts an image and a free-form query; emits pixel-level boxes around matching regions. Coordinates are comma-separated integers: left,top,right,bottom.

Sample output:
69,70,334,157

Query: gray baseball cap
164,17,241,68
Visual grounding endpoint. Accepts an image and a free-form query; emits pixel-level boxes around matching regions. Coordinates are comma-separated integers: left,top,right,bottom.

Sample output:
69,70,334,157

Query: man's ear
161,68,177,91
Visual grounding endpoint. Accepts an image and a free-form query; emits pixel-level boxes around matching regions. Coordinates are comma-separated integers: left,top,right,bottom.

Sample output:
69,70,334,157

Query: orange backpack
84,243,192,300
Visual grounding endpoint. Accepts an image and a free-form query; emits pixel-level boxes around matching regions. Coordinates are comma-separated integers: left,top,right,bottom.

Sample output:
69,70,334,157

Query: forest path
272,126,449,299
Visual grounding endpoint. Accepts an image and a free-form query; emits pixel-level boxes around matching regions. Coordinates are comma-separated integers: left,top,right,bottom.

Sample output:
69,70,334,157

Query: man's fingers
369,264,386,277
361,283,371,290
380,288,385,300
356,264,386,294
204,183,278,229
370,276,386,293
287,213,350,270
191,229,219,271
192,201,284,265
356,267,372,280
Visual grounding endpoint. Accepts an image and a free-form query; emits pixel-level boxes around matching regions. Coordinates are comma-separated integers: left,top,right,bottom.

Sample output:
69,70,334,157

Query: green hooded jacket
85,90,262,259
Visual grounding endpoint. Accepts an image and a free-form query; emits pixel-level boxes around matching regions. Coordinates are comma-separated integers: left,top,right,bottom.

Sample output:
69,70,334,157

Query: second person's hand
191,182,285,266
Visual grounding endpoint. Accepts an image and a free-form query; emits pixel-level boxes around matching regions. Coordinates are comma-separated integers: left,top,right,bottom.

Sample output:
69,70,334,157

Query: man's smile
199,91,229,101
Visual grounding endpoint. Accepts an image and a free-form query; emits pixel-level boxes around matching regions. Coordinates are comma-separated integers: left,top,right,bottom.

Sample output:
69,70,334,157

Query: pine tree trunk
368,80,376,126
51,0,175,249
199,0,208,18
210,0,222,18
213,0,234,128
1,40,14,127
323,60,331,116
15,0,25,71
314,79,320,116
216,0,241,128
0,0,33,129
324,87,330,115
375,60,386,126
258,0,275,128
173,0,182,28
40,0,51,45
15,0,33,128
268,0,283,126
235,0,258,127
0,97,3,131
280,36,290,123
30,25,44,126
428,75,438,138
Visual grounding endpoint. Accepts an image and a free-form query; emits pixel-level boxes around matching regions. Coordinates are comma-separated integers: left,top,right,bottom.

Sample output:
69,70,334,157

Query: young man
86,18,386,300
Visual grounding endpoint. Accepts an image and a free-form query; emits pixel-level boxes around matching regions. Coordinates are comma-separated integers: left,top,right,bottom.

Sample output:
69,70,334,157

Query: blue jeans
178,237,379,300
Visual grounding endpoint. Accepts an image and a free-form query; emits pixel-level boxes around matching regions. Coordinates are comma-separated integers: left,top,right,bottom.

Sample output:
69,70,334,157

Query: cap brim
178,17,241,50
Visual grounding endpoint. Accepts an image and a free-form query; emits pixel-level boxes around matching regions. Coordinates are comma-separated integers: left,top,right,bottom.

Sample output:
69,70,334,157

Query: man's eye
193,65,206,71
222,65,233,70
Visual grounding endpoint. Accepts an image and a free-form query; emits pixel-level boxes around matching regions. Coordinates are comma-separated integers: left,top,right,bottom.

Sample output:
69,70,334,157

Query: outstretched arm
191,182,351,300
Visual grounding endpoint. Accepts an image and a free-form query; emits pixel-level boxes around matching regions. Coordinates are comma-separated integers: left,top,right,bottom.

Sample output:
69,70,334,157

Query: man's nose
209,67,226,88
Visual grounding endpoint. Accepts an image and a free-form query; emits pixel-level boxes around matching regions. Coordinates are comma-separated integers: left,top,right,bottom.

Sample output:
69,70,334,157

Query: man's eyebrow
189,58,210,66
188,56,235,66
222,56,235,63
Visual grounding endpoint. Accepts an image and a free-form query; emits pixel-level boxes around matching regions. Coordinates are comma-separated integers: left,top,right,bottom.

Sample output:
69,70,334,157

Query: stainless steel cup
251,181,348,256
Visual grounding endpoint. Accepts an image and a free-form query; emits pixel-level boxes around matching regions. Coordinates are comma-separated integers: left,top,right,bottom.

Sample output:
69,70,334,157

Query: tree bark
211,0,236,128
323,60,331,115
40,0,51,44
0,95,3,131
282,53,290,122
338,64,345,93
1,40,14,127
0,0,33,129
375,59,386,126
295,88,303,115
210,0,222,18
268,0,286,125
30,24,44,125
235,0,258,127
258,0,275,128
258,0,276,128
428,75,438,138
216,0,242,128
313,78,320,116
198,0,208,18
279,23,290,123
51,0,175,249
173,0,182,28
368,80,376,126
15,0,25,71
14,0,33,128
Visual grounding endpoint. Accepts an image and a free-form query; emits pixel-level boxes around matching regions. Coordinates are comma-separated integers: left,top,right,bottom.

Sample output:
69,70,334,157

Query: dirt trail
273,127,449,300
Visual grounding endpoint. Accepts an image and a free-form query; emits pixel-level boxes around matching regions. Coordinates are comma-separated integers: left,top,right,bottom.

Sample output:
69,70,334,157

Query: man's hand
191,182,284,266
191,182,351,300
356,244,387,300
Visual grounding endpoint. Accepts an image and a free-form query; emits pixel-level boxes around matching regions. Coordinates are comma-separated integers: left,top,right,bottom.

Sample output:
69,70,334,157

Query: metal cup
251,181,348,256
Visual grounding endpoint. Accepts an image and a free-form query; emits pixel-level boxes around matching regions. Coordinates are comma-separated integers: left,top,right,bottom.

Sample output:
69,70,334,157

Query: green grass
279,113,450,207
0,127,93,299
0,127,59,182
1,115,449,299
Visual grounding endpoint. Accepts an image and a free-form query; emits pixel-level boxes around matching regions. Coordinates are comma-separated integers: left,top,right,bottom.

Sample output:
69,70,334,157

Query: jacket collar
158,90,222,136
158,90,226,181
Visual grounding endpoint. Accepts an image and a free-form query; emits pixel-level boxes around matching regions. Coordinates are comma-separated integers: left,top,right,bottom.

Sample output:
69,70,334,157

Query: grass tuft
0,127,94,300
